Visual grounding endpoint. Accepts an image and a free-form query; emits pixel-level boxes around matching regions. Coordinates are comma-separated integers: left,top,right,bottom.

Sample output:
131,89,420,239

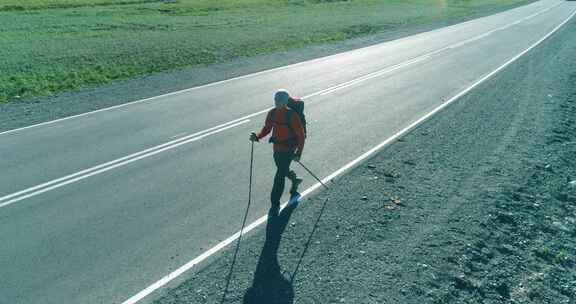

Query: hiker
250,89,306,215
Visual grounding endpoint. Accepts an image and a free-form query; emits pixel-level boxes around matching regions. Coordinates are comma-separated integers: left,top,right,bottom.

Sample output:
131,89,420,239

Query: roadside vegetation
0,0,533,103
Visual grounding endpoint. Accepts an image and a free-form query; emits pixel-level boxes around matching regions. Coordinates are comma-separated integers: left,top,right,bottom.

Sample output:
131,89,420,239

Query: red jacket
257,107,305,154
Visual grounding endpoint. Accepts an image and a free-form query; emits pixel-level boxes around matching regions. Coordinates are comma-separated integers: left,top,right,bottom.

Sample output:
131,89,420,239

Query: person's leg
270,152,292,207
287,170,303,194
287,170,296,180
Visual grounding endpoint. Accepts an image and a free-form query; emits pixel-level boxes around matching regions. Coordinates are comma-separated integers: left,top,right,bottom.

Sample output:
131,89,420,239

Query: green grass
0,0,533,103
0,0,278,11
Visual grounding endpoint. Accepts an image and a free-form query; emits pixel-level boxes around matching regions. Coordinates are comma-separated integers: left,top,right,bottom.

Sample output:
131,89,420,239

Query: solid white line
120,6,576,304
314,1,559,95
446,2,562,50
0,117,252,205
448,31,494,49
0,0,552,137
317,56,430,96
0,120,250,209
524,12,541,20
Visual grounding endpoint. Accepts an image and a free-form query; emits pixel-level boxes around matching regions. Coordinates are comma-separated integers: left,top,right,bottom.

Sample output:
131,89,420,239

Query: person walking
250,89,306,215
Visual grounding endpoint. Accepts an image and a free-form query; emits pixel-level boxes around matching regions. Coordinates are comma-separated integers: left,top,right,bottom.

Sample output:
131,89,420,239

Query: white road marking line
0,1,555,137
0,118,251,205
0,2,562,209
310,1,558,95
0,120,250,209
447,2,562,49
317,56,430,96
447,32,492,49
315,1,559,93
524,12,541,20
120,7,576,304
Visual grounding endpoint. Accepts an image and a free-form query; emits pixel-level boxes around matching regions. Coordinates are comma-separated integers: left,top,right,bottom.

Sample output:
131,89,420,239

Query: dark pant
271,152,293,207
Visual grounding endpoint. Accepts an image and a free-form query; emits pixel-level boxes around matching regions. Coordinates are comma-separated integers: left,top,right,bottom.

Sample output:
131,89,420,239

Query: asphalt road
1,1,575,303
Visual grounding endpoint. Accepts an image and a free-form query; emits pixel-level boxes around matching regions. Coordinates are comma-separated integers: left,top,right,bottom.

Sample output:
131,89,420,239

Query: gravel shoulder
152,14,576,304
0,1,535,133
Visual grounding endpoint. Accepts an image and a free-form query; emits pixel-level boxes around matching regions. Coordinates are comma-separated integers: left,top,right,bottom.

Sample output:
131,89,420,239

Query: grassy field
0,0,533,103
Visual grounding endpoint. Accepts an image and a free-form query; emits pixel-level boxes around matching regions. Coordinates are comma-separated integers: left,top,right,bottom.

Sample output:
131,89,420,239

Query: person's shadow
243,205,296,304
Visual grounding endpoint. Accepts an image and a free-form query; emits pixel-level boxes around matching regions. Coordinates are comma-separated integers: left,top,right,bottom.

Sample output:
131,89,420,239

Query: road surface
1,0,574,303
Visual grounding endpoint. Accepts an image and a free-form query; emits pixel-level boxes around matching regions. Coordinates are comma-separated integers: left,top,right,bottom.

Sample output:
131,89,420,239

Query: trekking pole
295,160,330,190
221,140,255,303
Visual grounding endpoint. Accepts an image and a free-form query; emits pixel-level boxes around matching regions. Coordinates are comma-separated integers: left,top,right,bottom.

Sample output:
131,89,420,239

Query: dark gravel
0,1,535,133
152,14,576,304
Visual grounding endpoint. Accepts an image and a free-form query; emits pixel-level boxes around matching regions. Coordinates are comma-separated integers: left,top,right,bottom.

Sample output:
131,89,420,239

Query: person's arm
256,111,273,140
290,112,305,156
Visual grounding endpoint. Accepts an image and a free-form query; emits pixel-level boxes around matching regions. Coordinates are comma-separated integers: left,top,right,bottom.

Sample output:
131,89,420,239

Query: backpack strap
285,109,294,133
288,99,306,136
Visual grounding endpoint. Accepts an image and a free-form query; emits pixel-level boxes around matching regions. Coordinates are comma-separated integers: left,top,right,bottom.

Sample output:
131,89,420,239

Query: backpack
268,98,307,145
287,97,307,136
268,108,298,145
